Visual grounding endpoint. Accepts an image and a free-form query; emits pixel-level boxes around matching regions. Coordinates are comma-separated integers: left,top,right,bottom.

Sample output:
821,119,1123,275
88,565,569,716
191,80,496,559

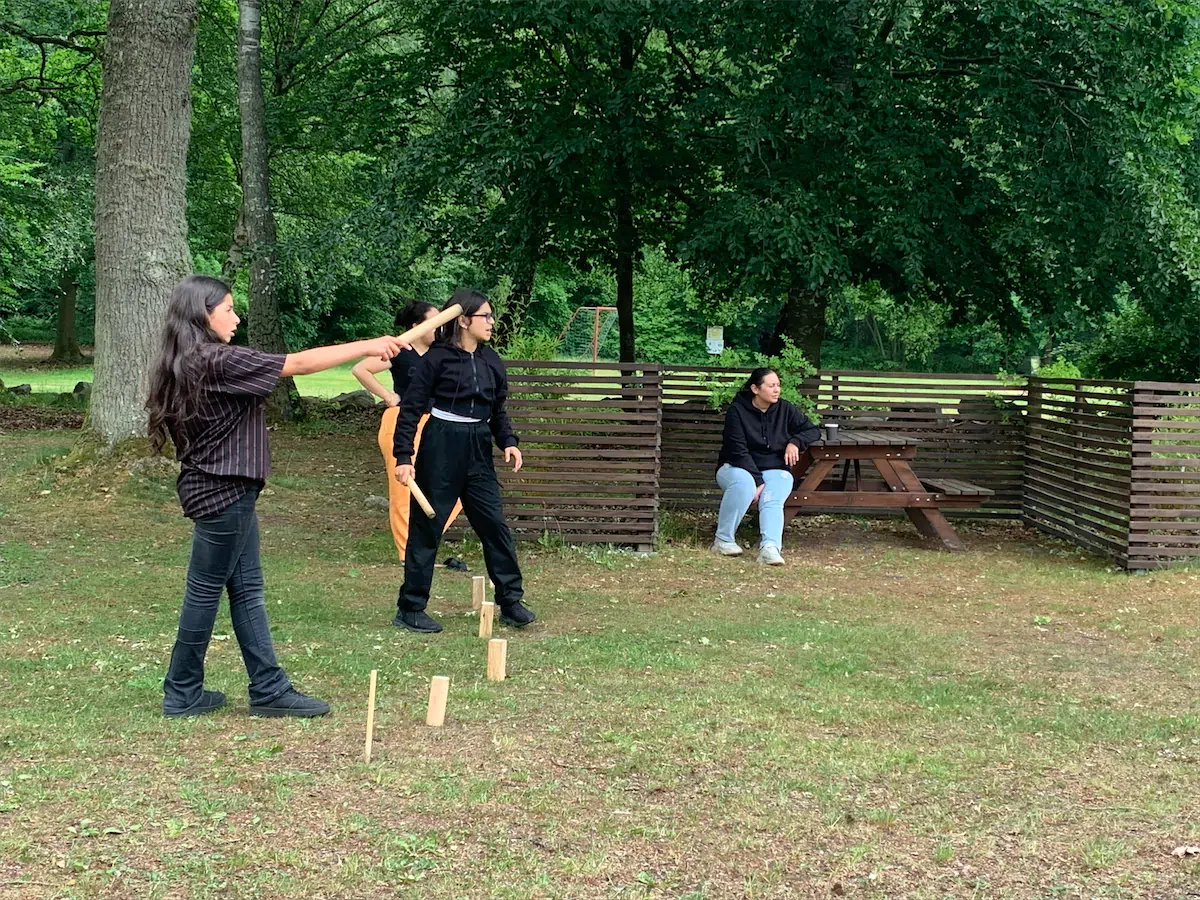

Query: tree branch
0,21,103,54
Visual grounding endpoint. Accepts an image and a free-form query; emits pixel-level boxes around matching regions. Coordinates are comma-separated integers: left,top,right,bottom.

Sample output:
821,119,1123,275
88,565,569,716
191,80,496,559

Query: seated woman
713,368,820,565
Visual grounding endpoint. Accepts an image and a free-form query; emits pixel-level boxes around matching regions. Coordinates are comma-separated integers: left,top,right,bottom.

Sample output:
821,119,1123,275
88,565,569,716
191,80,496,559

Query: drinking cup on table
824,422,839,442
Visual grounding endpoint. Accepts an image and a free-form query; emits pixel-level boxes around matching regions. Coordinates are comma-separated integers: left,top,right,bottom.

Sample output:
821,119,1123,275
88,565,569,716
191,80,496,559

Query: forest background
3,0,1200,388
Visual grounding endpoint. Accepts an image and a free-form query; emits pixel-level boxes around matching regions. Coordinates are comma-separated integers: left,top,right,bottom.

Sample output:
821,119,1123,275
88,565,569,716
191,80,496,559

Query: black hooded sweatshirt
393,342,518,466
717,392,821,485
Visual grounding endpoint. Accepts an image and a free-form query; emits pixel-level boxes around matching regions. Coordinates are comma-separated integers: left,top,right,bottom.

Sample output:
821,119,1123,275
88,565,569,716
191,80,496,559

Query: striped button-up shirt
170,344,286,519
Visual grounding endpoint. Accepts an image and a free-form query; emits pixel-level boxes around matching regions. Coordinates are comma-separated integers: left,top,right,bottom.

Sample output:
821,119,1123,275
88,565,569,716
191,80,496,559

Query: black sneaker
249,689,330,718
499,601,536,628
392,609,444,633
163,689,226,718
442,557,469,571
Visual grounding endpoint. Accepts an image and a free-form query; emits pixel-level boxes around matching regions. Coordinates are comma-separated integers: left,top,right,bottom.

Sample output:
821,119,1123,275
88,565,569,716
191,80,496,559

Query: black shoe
499,601,536,628
393,609,444,633
249,689,330,718
163,689,227,718
442,557,469,572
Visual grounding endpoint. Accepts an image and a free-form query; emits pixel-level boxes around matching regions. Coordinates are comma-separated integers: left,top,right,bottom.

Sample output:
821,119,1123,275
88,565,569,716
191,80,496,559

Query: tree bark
238,0,300,421
91,0,197,443
614,30,636,364
221,202,247,283
50,271,84,364
770,278,828,368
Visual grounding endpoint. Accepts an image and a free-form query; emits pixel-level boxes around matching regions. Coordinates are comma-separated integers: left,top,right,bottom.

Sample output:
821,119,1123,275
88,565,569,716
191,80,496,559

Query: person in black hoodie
713,368,821,565
391,289,536,633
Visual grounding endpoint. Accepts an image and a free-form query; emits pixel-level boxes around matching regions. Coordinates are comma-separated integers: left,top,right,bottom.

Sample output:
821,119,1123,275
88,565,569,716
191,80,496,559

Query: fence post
1021,377,1040,527
1126,381,1150,571
644,363,663,553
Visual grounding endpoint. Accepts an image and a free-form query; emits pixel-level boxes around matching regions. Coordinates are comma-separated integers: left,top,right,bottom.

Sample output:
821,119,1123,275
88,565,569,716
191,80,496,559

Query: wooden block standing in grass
478,601,495,638
426,675,449,727
363,669,378,762
487,639,507,682
472,575,485,611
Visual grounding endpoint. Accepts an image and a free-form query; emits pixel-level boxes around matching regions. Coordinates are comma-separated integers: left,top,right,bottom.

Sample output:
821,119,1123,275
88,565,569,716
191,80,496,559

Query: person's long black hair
145,275,230,455
436,289,489,347
395,299,437,332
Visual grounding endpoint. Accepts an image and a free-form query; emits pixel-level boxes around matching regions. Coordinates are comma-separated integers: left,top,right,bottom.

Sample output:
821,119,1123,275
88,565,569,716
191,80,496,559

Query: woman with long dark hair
148,274,403,717
352,300,463,562
391,289,536,633
713,367,820,565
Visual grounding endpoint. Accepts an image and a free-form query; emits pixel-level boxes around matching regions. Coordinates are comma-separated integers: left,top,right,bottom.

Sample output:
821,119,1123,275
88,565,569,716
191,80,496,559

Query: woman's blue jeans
715,464,794,549
163,489,291,712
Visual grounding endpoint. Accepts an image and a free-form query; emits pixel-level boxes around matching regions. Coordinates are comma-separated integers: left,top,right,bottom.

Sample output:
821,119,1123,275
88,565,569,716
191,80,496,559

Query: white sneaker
757,544,785,566
711,539,744,556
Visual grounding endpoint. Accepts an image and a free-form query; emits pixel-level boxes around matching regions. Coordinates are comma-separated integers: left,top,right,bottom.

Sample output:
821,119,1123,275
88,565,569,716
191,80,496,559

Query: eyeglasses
467,313,495,323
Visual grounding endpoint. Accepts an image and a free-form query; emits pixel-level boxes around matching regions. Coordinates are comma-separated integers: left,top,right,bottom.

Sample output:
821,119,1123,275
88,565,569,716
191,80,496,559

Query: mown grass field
0,346,361,399
2,423,1200,899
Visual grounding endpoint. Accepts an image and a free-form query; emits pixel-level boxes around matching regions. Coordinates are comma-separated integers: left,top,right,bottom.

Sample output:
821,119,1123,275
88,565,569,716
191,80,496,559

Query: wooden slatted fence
1127,381,1200,570
452,361,661,548
432,362,1200,569
1021,377,1134,564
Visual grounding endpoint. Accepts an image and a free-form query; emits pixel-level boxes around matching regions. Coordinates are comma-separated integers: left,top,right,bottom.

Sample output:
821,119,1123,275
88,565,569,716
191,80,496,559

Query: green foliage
826,283,948,369
1078,287,1198,381
700,338,818,419
1037,358,1084,381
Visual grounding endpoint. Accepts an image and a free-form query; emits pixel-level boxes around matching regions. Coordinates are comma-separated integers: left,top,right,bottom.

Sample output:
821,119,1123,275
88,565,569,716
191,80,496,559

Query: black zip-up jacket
393,342,518,466
717,392,821,485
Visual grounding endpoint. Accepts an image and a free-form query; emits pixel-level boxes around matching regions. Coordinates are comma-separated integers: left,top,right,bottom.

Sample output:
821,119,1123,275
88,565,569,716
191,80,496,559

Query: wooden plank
1025,456,1130,490
788,491,951,508
1023,476,1131,522
1022,486,1130,535
1025,434,1131,464
1025,464,1131,504
1132,380,1200,392
1022,515,1128,561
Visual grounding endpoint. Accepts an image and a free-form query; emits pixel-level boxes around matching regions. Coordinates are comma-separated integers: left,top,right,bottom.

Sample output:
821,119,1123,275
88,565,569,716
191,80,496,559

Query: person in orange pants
353,301,463,562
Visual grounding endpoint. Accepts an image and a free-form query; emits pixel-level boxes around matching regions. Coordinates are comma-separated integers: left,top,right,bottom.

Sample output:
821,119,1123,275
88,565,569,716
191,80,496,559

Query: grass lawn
2,424,1200,899
0,346,362,398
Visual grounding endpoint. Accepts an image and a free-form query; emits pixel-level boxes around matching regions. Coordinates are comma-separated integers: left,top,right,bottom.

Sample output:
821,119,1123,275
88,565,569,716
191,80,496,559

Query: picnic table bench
784,430,993,550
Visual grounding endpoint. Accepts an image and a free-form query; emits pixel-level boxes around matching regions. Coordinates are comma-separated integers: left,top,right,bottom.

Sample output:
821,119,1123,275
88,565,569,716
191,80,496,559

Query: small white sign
705,326,724,355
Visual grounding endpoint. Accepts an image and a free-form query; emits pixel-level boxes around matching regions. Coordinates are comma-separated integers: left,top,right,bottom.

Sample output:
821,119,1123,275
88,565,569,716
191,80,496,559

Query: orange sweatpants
377,407,463,562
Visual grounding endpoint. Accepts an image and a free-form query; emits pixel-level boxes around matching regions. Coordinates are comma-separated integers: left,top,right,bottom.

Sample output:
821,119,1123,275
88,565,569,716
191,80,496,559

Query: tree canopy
3,0,1200,380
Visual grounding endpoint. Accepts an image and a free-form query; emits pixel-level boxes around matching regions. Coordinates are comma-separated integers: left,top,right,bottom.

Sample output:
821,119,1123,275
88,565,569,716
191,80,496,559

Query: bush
699,338,818,419
1,315,55,343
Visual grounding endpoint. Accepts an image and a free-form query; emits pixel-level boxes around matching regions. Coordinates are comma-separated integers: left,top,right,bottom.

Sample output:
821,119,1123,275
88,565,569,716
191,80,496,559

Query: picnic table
784,430,993,550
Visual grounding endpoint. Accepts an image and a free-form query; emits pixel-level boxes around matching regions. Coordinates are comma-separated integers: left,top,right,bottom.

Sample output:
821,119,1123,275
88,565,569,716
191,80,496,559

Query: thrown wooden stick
472,575,485,611
407,478,436,519
363,669,378,763
395,302,463,347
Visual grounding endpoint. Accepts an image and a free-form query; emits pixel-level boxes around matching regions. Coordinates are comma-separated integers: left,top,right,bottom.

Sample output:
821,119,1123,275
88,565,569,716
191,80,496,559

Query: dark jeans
163,489,291,712
398,417,523,613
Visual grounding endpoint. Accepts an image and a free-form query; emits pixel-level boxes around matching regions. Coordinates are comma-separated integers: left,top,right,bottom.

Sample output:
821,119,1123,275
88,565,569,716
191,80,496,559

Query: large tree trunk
238,0,300,421
50,271,84,365
769,278,828,368
91,0,197,444
614,30,636,364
